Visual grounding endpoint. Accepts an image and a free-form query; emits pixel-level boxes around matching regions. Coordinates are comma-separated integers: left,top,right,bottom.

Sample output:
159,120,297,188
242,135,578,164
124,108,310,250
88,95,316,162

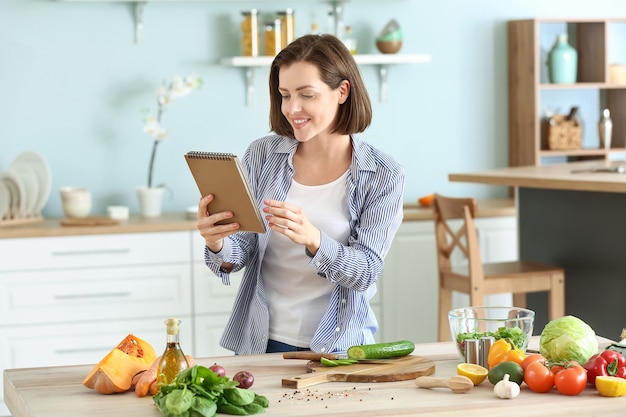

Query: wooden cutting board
281,355,435,389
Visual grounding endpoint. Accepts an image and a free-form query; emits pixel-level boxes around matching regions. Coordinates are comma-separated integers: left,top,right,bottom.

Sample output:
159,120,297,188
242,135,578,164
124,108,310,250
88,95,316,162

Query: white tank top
262,170,351,347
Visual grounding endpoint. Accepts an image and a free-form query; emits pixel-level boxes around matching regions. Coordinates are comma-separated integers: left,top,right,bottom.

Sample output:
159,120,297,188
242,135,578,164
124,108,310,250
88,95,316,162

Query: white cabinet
191,232,243,358
377,221,438,344
0,231,193,417
377,216,518,345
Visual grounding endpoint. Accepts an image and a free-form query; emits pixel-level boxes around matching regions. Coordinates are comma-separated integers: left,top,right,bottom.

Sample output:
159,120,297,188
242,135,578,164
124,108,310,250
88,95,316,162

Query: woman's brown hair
269,34,372,137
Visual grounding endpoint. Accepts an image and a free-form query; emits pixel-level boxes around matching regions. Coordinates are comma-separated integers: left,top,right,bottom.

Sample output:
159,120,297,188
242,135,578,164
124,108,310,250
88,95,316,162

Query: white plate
8,164,39,217
9,151,51,215
0,171,25,219
0,180,10,220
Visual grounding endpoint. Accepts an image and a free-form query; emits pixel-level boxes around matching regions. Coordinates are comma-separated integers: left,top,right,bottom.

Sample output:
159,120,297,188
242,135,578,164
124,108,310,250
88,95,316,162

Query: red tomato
521,353,546,371
551,361,581,375
524,361,555,393
553,365,587,396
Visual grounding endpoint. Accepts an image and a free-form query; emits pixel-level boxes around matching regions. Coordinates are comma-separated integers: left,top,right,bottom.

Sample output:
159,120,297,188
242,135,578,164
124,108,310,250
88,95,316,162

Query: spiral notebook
184,151,266,233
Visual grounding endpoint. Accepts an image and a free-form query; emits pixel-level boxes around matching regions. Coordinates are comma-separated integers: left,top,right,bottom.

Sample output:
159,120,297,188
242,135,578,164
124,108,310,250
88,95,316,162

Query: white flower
142,74,202,188
143,114,168,140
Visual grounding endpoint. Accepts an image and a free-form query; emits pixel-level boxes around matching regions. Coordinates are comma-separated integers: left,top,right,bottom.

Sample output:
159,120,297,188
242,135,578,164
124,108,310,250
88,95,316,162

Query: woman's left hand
263,199,320,255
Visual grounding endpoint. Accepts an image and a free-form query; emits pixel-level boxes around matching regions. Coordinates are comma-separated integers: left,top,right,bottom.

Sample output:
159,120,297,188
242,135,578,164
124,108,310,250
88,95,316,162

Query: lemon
595,376,626,397
457,363,488,385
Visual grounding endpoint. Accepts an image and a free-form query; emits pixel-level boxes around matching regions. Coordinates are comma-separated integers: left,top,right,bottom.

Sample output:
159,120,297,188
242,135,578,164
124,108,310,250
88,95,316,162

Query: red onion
233,370,254,388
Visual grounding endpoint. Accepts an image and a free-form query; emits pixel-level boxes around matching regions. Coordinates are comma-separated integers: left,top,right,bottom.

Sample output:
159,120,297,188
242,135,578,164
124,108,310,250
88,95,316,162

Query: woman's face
278,61,348,143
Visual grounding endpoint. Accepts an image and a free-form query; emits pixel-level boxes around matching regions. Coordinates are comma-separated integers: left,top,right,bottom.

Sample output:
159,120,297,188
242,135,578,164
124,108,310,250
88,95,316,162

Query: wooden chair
433,194,565,342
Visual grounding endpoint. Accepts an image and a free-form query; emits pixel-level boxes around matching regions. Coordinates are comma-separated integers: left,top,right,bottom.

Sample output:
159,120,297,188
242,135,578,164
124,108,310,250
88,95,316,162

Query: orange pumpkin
82,334,157,394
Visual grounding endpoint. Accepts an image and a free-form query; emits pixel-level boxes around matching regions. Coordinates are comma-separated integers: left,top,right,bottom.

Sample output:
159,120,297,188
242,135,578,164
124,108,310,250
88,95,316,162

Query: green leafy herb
153,365,269,417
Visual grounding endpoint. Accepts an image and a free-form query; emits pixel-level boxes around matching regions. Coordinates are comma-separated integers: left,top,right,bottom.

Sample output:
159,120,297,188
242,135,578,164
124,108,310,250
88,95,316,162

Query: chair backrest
432,194,484,282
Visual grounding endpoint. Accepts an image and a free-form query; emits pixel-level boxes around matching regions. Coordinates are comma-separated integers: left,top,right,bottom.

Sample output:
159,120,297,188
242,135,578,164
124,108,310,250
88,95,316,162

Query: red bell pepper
583,350,626,384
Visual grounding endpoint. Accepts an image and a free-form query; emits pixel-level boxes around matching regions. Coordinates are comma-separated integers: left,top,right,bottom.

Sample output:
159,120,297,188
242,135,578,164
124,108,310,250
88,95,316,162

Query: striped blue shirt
204,134,405,355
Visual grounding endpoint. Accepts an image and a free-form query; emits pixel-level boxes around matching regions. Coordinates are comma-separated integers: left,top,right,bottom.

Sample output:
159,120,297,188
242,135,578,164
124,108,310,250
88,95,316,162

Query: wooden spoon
415,375,474,394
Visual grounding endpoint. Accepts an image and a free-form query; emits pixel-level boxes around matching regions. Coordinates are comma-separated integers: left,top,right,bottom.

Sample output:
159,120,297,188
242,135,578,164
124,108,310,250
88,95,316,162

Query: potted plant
137,74,202,217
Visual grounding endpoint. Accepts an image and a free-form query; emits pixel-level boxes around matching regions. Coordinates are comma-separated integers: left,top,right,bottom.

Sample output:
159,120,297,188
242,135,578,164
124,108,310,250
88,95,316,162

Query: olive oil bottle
157,318,189,385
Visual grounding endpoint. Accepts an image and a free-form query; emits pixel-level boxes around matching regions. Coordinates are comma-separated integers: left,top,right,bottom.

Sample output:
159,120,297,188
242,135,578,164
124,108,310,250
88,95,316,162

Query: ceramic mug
60,187,92,218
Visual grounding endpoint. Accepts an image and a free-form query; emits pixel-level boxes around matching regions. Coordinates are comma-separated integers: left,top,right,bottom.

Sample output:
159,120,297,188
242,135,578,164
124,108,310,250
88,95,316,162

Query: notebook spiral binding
186,151,235,160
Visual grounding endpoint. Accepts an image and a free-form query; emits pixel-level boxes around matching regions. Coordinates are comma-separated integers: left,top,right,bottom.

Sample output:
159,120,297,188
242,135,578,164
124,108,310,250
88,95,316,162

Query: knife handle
282,352,340,360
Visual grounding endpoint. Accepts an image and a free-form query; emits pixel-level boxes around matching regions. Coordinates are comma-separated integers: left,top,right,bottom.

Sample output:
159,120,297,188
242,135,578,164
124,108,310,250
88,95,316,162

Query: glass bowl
448,306,535,361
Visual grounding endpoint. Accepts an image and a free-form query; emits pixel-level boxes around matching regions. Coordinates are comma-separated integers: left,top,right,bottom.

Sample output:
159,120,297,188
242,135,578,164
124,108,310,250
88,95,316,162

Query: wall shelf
55,0,431,103
221,53,432,105
55,0,354,44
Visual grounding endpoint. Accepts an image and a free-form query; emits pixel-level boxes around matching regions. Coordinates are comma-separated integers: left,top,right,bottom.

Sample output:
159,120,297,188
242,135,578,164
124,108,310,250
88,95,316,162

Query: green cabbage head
539,315,598,364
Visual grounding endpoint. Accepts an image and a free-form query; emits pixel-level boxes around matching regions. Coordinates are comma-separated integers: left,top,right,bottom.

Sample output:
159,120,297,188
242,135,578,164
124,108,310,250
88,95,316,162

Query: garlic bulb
494,374,520,399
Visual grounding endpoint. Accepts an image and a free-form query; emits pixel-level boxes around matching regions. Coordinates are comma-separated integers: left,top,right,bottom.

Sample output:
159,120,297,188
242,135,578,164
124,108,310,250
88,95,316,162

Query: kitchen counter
449,160,626,193
449,160,626,339
4,337,620,417
0,199,515,239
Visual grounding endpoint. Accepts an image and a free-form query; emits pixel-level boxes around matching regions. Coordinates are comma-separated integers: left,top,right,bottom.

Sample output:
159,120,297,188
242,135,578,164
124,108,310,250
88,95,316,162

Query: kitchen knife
282,352,346,361
571,166,626,174
282,351,408,364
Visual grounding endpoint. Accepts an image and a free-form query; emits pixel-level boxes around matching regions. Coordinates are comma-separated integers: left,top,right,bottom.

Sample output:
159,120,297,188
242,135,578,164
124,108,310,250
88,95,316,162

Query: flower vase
136,187,165,217
548,34,578,84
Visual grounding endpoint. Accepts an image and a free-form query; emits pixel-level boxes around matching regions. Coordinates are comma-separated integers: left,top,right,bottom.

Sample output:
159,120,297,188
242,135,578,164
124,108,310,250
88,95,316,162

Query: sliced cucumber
347,340,415,360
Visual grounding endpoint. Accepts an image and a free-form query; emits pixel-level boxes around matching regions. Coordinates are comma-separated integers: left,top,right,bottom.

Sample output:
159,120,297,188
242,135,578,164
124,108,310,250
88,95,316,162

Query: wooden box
542,114,582,150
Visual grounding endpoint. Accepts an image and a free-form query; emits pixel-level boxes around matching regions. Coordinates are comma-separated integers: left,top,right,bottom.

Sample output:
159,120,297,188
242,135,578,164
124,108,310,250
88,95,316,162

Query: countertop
4,337,620,417
0,199,515,239
449,160,626,193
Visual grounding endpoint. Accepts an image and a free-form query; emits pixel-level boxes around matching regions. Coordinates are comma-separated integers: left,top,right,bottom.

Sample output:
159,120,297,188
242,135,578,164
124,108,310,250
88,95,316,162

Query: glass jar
277,9,295,48
240,9,259,57
264,19,282,56
343,25,357,54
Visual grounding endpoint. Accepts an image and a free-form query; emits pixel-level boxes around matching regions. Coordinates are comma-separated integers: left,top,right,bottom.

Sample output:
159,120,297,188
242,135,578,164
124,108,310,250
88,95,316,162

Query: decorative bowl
448,306,535,361
376,40,403,54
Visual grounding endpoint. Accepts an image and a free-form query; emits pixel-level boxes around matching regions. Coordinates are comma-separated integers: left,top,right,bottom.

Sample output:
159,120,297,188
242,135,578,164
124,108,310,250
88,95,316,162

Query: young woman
196,34,405,355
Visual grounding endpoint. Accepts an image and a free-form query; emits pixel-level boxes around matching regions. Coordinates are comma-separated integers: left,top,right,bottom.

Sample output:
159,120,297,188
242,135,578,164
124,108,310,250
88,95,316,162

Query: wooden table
450,160,626,338
5,337,624,417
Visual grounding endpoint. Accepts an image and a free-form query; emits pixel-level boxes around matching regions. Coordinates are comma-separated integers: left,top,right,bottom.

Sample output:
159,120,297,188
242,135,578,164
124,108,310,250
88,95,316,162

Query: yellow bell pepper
487,339,526,368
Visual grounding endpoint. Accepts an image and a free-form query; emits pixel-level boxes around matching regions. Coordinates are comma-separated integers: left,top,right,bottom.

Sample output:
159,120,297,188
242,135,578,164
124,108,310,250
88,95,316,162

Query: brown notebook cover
184,151,266,233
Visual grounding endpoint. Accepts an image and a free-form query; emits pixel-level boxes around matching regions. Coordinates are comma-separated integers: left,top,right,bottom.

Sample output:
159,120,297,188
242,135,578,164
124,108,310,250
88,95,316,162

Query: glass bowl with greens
449,306,535,361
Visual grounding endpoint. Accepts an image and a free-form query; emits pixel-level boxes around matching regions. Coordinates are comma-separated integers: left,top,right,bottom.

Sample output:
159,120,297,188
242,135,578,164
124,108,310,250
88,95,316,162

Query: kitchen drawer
0,231,191,272
0,264,192,326
0,318,193,417
193,263,243,315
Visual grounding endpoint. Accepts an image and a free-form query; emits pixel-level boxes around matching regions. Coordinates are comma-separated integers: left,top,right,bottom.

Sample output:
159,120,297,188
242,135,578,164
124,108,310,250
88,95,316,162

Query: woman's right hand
196,194,240,253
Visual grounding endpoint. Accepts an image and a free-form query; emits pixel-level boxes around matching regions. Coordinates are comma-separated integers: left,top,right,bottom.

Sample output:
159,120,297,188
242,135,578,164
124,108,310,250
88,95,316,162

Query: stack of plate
0,151,51,222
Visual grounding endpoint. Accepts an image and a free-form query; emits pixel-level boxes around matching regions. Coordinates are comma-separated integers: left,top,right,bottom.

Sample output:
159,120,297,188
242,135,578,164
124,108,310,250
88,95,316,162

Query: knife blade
282,352,346,361
282,351,409,364
571,166,626,174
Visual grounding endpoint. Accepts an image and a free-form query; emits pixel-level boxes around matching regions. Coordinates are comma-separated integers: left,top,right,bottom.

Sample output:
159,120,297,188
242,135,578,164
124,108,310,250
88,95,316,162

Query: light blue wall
1,0,624,218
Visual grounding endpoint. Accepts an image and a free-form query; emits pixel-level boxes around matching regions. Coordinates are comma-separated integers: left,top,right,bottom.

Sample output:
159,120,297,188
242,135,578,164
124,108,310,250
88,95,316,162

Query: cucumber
346,340,415,360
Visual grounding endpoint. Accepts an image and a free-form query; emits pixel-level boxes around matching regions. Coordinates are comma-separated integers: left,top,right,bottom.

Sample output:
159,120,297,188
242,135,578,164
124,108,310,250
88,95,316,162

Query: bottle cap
165,318,181,335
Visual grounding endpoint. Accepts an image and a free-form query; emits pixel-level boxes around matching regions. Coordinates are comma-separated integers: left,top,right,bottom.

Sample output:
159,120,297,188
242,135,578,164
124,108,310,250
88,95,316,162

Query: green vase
548,34,578,84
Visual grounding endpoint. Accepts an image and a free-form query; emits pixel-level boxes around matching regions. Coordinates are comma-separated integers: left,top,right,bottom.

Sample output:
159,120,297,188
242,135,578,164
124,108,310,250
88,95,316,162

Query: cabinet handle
51,248,131,256
54,347,110,355
54,291,132,300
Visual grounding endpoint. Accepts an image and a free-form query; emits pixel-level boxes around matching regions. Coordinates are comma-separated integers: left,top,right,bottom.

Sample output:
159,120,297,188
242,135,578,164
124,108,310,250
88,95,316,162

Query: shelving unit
508,18,626,167
222,53,432,105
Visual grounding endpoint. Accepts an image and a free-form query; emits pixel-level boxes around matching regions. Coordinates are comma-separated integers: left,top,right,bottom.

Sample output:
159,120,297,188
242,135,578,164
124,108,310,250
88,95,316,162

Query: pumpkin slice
83,334,157,394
